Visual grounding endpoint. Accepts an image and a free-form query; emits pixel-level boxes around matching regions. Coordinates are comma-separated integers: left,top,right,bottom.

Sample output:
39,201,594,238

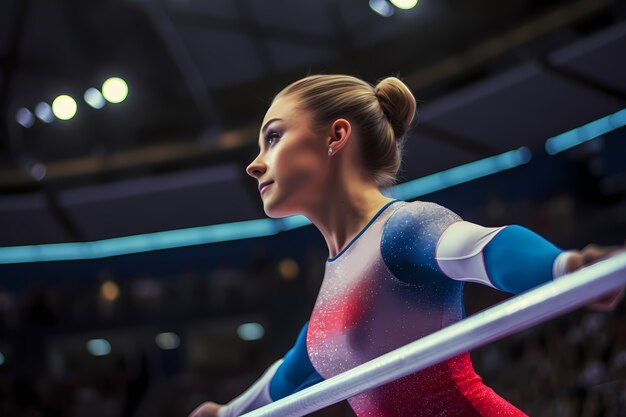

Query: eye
265,131,281,146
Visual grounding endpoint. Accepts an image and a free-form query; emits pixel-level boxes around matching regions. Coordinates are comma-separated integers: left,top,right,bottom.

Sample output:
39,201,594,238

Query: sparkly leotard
306,199,532,416
218,199,572,417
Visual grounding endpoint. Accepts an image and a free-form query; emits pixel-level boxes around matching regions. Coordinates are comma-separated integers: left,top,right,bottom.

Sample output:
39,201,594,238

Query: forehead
261,95,304,126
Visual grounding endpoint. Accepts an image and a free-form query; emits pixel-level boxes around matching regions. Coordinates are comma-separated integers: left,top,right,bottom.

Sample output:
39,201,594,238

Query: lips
259,181,274,193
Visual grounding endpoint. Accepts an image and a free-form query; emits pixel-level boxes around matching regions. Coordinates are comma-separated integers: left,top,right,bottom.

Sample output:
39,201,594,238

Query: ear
327,119,352,154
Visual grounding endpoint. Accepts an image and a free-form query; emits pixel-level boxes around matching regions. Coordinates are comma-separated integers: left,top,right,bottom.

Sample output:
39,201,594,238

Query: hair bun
374,77,416,139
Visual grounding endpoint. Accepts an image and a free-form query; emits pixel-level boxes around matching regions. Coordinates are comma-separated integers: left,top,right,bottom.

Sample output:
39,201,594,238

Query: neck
303,182,396,260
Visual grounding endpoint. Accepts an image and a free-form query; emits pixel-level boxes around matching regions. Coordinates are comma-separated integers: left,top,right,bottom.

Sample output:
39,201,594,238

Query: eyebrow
261,118,282,136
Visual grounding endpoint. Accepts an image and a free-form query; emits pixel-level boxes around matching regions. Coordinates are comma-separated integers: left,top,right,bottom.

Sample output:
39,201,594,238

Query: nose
246,154,266,179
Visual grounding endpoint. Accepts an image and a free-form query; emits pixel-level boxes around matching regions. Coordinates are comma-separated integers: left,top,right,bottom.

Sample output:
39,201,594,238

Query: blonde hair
274,74,416,188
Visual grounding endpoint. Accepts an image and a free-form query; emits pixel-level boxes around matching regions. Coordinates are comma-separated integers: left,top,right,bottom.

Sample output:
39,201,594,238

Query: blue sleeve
269,321,324,401
482,224,562,294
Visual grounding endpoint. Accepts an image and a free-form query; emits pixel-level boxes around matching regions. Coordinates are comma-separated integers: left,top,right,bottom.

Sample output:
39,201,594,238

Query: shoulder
384,201,462,237
382,201,462,278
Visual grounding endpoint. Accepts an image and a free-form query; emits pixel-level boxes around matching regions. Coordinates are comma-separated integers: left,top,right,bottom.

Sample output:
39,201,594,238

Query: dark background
1,0,626,416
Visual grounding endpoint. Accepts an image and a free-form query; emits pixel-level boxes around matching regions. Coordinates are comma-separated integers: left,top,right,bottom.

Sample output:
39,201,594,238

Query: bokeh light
16,108,35,128
52,95,77,120
0,352,5,366
102,77,128,104
155,332,181,350
86,339,111,356
100,280,120,302
390,0,419,10
84,87,106,109
237,323,265,341
29,162,46,181
278,258,299,280
369,0,394,17
34,102,54,123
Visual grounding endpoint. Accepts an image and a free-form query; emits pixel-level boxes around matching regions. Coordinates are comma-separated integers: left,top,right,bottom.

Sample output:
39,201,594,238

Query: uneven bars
241,251,626,417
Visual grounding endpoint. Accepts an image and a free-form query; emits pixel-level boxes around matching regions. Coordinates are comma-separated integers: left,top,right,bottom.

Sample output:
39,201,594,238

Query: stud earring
328,147,333,156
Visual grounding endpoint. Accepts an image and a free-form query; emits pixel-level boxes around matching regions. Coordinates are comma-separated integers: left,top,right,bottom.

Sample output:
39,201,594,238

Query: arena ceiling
0,0,625,247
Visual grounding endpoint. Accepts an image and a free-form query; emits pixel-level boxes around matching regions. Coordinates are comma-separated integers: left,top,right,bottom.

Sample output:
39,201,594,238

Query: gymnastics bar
241,251,626,417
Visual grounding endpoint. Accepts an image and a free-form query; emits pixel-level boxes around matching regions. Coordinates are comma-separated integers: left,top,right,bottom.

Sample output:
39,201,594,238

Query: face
246,95,330,218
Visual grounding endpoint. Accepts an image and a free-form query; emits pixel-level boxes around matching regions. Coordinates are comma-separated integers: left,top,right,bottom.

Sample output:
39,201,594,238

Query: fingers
580,244,607,262
565,251,586,273
565,243,626,274
579,243,623,265
571,243,626,311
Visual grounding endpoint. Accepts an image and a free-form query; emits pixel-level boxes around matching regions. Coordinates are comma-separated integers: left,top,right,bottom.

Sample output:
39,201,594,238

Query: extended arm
381,201,624,309
212,322,323,417
437,221,625,306
435,221,573,294
381,201,573,295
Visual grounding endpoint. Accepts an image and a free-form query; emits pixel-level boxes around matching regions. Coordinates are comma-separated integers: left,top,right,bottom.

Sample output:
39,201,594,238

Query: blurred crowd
2,265,626,417
0,249,318,417
473,303,626,417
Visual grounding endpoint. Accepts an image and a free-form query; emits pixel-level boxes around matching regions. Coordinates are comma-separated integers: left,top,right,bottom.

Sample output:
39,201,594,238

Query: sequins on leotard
306,200,527,417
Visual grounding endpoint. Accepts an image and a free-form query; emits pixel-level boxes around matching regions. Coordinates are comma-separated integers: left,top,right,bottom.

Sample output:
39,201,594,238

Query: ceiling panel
0,193,72,246
165,0,239,20
351,13,408,49
19,0,88,74
248,0,333,37
179,26,264,89
59,164,261,241
549,20,626,94
399,131,482,181
334,0,374,29
265,40,335,72
419,62,625,153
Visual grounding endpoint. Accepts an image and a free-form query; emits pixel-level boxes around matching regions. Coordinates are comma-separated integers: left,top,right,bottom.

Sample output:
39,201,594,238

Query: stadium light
369,0,394,17
52,95,78,120
16,108,35,128
102,77,128,104
389,0,419,10
84,87,106,109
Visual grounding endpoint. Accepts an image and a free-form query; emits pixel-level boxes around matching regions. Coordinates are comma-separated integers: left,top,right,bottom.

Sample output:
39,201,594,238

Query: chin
262,200,299,219
263,207,293,219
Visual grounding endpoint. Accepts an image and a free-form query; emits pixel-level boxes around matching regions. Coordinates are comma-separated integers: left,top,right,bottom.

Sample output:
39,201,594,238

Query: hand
188,401,223,417
566,242,626,311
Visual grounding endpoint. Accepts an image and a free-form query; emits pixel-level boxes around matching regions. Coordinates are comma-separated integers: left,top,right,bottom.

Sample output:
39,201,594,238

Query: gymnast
189,74,625,417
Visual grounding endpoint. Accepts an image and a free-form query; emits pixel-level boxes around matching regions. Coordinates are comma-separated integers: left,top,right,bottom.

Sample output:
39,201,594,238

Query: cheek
276,149,326,190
